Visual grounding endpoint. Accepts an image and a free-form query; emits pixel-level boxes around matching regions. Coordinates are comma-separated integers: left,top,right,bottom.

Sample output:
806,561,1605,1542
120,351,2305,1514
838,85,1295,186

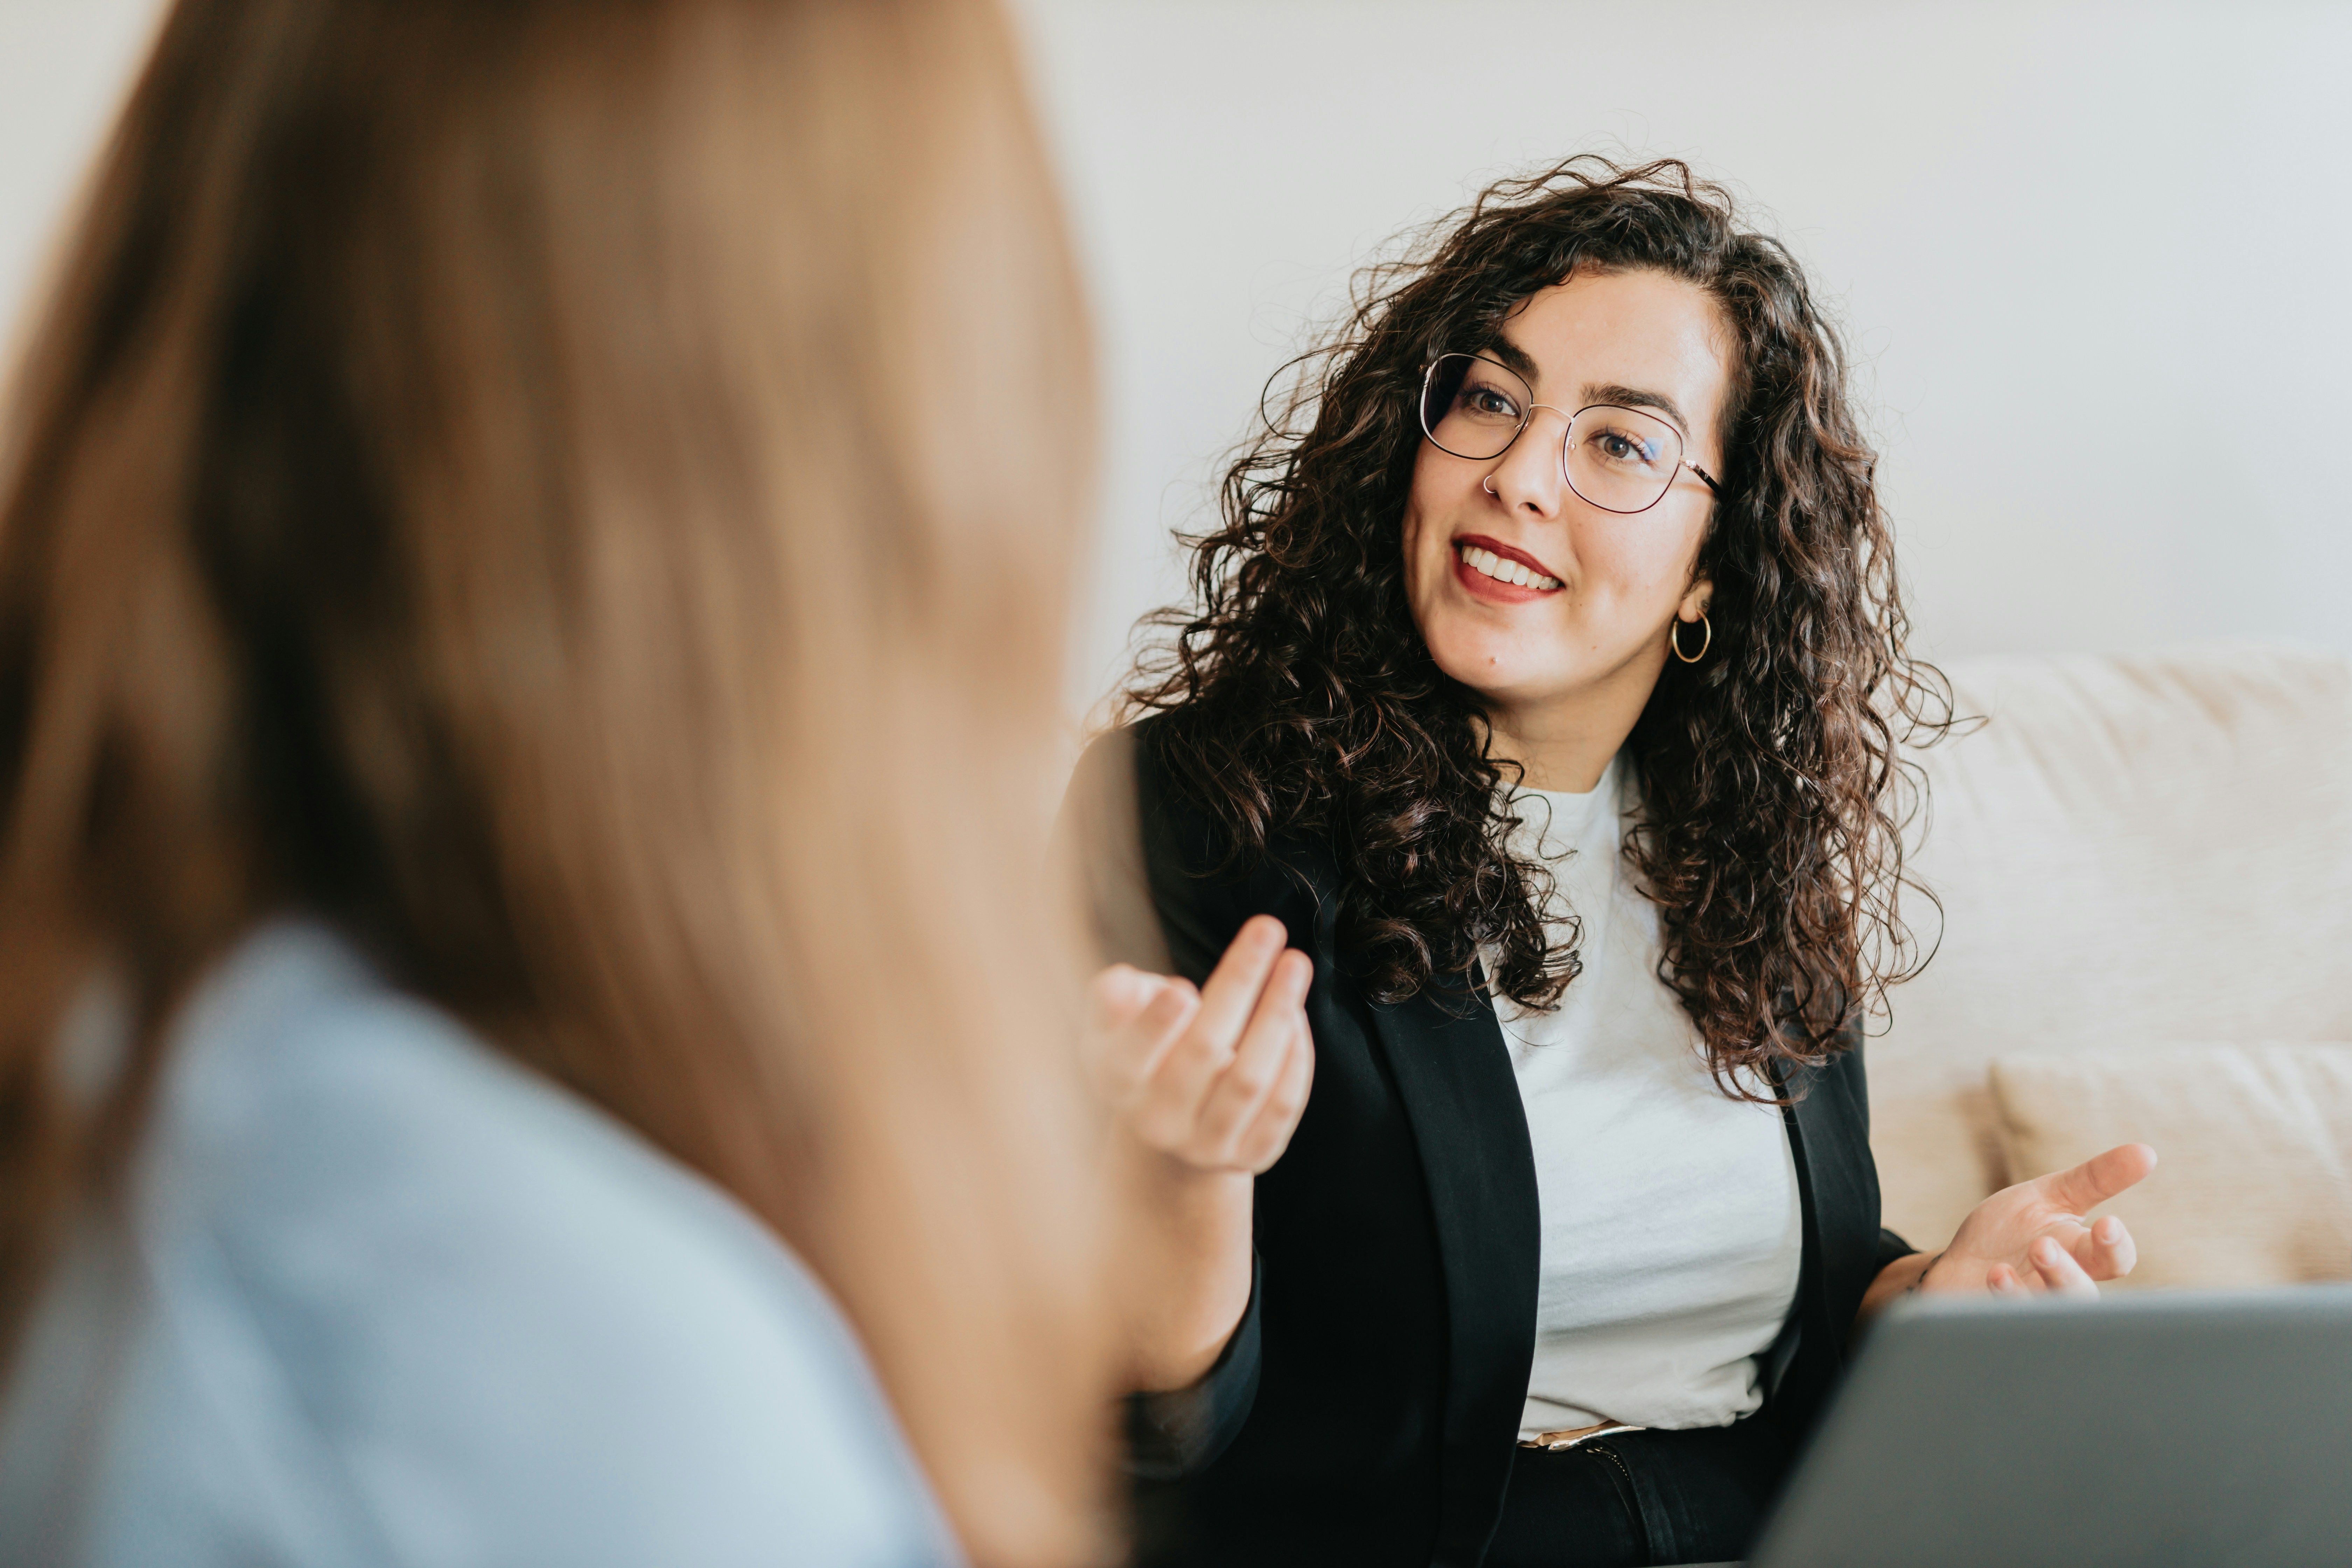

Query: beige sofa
1868,644,2352,1287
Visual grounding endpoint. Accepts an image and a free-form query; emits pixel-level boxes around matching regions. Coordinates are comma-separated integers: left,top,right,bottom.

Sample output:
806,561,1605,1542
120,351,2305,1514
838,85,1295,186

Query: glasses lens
1420,353,1528,460
1565,404,1684,513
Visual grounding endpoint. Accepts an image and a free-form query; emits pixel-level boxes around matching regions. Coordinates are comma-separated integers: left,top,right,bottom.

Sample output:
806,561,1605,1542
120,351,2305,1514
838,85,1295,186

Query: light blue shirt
0,922,958,1568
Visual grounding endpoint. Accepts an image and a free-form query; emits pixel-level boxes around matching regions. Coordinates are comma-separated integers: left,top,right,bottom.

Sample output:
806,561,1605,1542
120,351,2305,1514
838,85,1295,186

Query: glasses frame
1418,353,1723,515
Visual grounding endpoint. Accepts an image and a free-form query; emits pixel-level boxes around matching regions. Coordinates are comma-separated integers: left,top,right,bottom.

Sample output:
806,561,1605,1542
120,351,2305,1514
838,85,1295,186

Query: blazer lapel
1774,1051,1882,1427
1366,981,1541,1567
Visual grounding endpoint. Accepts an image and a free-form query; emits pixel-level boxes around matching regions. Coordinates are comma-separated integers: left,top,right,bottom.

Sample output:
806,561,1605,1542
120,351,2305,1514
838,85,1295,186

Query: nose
1484,405,1570,518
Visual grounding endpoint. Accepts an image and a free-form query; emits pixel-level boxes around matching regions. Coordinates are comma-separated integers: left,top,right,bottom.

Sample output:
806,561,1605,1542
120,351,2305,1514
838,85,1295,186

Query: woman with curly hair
1071,159,2156,1567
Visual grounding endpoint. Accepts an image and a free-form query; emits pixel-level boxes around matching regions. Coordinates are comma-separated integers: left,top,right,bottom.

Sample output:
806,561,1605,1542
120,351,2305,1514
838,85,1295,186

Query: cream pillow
1986,1045,2352,1289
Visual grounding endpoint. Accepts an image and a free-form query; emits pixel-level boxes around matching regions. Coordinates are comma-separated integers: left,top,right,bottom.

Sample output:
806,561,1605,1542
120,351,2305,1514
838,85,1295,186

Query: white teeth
1457,542,1559,590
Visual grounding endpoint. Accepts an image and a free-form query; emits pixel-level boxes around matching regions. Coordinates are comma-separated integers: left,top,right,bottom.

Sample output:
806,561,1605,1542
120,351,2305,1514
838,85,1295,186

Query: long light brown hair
0,0,1110,1559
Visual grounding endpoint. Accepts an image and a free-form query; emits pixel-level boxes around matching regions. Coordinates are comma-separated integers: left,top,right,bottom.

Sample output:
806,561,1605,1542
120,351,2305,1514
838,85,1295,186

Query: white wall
0,0,161,358
1009,0,2352,722
6,1,2347,734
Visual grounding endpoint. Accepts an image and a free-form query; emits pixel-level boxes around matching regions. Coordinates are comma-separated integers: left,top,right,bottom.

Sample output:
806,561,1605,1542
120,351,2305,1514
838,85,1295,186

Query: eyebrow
1482,335,1540,381
1581,382,1692,440
1482,335,1696,441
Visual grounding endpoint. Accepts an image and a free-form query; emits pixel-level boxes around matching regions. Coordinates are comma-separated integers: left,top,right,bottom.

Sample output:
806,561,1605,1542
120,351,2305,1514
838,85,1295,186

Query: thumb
2037,1142,2157,1214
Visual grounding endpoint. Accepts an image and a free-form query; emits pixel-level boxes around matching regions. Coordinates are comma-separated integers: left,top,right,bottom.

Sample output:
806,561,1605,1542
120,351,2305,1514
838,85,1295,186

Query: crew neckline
1506,752,1618,805
1501,754,1620,848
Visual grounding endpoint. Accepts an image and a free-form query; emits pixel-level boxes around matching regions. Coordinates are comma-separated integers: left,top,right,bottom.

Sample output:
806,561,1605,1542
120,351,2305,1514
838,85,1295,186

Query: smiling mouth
1455,539,1562,592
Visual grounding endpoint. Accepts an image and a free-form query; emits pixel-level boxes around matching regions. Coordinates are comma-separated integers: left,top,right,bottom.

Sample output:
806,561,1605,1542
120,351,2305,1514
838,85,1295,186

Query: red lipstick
1449,533,1562,603
1453,534,1559,581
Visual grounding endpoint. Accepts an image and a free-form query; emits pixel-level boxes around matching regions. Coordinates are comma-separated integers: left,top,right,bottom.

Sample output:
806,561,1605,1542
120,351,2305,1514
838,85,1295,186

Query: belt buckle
1518,1420,1643,1451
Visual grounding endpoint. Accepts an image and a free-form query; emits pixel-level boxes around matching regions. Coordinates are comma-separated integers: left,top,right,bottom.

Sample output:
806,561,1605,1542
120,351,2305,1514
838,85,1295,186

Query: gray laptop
1737,1283,2352,1568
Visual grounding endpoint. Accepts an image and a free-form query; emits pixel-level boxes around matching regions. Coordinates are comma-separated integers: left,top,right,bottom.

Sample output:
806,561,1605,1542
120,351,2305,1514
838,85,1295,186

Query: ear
1678,576,1713,622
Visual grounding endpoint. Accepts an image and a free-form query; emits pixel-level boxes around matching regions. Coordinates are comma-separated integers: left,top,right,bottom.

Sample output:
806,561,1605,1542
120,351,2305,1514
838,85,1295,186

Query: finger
1136,919,1288,1134
2072,1213,2138,1281
2029,1235,2100,1299
2035,1143,2157,1215
1194,951,1313,1162
1217,1007,1302,1172
1987,1262,2029,1298
1228,1003,1317,1174
1185,916,1291,1066
1087,964,1157,1034
1090,976,1199,1103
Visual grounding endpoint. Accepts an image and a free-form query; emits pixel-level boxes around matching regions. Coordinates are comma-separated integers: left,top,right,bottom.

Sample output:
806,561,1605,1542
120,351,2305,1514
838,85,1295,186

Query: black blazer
1069,721,1912,1568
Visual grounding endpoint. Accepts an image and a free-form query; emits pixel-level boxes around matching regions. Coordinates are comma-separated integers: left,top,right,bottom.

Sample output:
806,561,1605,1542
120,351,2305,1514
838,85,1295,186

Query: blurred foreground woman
0,1,1112,1563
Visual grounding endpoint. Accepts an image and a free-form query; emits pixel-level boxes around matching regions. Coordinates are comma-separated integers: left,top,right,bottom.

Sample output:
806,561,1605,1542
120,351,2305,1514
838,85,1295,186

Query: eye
1456,382,1522,421
1587,425,1664,468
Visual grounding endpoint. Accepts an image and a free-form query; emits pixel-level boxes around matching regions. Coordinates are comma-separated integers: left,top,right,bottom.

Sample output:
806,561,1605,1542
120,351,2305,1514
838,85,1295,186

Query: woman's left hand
1914,1142,2158,1299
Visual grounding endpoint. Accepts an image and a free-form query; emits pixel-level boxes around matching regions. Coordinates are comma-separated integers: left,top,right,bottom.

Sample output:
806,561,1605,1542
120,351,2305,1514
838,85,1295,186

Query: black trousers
1483,1418,1791,1568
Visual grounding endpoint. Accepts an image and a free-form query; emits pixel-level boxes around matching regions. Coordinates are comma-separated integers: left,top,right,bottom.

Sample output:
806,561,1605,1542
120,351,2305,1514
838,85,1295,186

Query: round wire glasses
1418,352,1721,514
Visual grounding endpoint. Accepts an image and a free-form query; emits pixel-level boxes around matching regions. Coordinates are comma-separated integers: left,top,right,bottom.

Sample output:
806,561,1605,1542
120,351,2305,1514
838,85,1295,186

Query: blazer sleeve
1124,1254,1264,1479
1839,1023,1915,1273
1875,1227,1918,1274
1057,724,1268,1477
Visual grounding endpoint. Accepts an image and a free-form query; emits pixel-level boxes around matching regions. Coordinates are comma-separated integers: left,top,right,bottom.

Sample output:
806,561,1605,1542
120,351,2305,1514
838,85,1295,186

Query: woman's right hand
1086,916,1313,1391
1086,915,1315,1176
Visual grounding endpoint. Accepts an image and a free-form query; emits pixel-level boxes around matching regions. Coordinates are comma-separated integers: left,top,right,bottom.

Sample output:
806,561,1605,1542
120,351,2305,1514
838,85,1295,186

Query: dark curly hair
1125,156,1952,1094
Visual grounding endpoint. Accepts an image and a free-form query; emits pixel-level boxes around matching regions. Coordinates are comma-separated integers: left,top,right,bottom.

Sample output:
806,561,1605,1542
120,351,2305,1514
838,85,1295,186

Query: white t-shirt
1485,757,1802,1437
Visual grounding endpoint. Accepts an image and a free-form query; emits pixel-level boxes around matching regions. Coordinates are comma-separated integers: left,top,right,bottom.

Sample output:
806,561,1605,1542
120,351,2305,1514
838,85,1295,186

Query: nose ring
1482,474,1498,496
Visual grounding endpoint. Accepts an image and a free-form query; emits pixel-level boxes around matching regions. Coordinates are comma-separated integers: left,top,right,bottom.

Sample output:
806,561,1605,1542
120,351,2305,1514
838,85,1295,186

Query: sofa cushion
1868,646,2352,1249
1986,1045,2352,1289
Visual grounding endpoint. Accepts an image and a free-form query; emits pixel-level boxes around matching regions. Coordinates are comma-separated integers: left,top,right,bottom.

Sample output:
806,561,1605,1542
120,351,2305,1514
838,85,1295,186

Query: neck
1480,656,1663,793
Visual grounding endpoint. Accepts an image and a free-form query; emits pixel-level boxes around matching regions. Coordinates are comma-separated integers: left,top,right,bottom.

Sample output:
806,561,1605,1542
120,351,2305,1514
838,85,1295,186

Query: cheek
1400,458,1462,599
1581,510,1708,607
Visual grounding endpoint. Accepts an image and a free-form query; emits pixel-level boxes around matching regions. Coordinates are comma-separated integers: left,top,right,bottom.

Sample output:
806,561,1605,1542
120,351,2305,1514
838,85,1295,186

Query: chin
1412,566,1591,704
1426,636,1550,703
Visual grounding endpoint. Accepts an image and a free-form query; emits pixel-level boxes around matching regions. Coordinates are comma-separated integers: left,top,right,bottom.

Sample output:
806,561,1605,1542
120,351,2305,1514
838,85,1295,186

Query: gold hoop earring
1670,612,1711,664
